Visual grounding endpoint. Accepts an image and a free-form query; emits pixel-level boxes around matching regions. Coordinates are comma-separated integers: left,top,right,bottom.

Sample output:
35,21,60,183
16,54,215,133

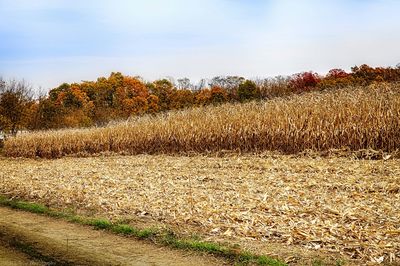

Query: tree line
1,64,400,137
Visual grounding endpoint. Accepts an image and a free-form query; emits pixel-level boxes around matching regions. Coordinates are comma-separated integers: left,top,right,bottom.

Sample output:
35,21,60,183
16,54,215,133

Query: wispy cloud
0,0,399,90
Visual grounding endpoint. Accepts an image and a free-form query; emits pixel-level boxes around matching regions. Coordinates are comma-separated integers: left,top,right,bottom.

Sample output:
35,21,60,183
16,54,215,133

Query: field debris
1,154,399,264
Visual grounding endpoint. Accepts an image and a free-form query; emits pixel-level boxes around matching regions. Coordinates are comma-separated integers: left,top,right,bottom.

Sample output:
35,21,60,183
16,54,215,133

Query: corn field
4,83,400,158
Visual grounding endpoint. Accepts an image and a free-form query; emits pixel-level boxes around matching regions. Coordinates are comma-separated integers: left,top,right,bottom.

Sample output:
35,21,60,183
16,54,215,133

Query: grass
165,237,283,266
0,196,49,214
87,218,112,230
3,83,400,158
0,195,286,266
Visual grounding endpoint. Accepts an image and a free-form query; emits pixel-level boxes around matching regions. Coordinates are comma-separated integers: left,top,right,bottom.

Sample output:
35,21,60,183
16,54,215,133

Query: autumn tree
318,69,352,89
209,86,228,104
114,76,149,117
350,64,377,85
195,86,229,105
146,94,160,114
289,72,321,92
34,98,64,129
94,73,123,108
0,79,33,136
170,89,195,109
49,83,70,101
62,84,89,108
194,89,209,106
350,64,400,85
23,101,41,130
121,97,148,117
87,73,123,124
148,79,174,111
237,80,260,102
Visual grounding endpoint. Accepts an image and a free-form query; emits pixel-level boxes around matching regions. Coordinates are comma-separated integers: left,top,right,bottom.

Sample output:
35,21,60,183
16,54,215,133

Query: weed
112,224,137,235
88,218,112,230
11,201,48,214
137,228,157,239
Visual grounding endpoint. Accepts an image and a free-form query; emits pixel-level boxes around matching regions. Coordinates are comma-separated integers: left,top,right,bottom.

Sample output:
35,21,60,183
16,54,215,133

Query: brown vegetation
4,83,400,158
1,155,399,264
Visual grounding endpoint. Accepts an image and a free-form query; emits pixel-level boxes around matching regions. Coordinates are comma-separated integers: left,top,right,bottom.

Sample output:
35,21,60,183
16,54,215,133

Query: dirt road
0,241,45,266
0,207,224,266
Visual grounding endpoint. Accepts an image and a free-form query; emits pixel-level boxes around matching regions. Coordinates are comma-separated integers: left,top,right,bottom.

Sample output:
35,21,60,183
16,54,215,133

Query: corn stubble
1,155,399,263
4,83,400,158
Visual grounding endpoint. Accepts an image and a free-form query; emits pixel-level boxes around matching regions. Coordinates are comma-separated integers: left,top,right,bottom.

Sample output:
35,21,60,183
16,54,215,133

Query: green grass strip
0,196,49,214
0,195,286,266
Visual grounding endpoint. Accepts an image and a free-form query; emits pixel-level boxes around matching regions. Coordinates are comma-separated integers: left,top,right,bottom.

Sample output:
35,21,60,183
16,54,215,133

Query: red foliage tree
326,69,349,79
289,72,321,92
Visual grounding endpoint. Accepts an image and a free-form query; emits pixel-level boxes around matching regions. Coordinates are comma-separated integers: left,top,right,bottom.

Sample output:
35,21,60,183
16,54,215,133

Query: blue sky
1,0,400,90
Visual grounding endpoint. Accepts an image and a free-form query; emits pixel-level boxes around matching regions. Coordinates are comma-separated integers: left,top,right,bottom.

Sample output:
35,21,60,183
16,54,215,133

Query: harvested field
1,154,399,264
4,84,400,158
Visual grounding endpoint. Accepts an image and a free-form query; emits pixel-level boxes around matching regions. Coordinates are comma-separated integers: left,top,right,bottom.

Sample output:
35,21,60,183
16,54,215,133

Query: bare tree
209,76,244,90
0,78,33,136
194,78,208,91
258,76,291,99
177,77,193,90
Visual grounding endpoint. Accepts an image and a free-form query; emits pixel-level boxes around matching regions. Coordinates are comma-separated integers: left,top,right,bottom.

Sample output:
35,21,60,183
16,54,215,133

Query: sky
1,0,400,91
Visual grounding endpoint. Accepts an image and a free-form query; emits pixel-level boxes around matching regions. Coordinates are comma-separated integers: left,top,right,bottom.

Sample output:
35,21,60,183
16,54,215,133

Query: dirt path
0,241,45,266
0,207,224,266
